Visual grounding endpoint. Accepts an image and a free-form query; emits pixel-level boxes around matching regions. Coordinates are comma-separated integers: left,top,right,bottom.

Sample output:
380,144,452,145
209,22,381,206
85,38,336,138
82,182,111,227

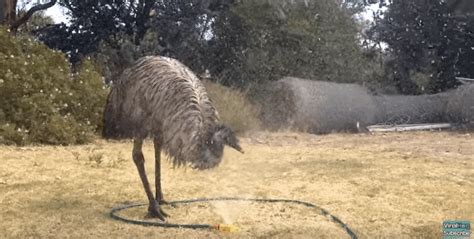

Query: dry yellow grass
0,131,473,238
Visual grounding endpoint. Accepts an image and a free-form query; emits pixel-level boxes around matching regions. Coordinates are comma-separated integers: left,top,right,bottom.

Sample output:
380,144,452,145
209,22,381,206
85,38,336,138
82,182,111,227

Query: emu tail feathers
102,87,132,139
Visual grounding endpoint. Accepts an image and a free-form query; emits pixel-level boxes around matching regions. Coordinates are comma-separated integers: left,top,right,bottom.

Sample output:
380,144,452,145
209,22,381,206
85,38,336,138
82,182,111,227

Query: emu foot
145,205,169,221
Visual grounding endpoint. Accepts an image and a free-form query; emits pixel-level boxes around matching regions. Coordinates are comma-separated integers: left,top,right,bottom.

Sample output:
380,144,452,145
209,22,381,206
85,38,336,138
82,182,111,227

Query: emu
103,56,243,220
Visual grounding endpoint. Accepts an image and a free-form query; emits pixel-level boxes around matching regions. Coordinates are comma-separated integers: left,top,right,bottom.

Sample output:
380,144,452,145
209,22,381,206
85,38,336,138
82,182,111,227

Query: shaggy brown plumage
103,56,243,220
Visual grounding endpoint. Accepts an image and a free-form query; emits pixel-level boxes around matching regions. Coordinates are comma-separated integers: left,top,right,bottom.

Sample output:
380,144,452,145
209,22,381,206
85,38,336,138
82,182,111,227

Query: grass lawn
0,131,472,238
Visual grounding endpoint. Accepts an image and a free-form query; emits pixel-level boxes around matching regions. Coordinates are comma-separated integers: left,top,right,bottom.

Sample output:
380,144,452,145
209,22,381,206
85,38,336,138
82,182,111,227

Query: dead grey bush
256,77,473,133
257,77,378,133
447,84,474,128
250,80,297,130
374,93,450,124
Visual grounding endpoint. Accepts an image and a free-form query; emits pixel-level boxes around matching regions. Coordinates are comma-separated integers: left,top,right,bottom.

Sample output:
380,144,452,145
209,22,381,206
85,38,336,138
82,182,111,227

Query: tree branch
10,0,57,31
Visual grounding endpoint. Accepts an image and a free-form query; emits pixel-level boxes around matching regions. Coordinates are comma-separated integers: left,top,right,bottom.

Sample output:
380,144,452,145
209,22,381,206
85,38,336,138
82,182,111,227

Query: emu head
209,124,243,154
194,124,243,170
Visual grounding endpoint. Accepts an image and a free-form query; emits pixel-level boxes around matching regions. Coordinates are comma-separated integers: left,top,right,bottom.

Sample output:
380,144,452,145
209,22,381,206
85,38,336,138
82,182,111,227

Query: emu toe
159,199,177,208
159,208,169,218
146,206,169,221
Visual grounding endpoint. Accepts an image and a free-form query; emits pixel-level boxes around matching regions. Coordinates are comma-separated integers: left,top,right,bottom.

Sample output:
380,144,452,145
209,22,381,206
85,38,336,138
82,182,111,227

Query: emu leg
153,138,165,203
153,138,170,215
132,139,166,221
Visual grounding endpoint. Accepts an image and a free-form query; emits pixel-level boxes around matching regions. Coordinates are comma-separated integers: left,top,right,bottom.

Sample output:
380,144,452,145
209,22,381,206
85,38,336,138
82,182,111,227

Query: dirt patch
0,132,472,238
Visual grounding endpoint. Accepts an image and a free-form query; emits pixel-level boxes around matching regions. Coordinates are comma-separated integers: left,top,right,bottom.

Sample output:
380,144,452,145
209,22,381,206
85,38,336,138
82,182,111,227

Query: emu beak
231,144,244,154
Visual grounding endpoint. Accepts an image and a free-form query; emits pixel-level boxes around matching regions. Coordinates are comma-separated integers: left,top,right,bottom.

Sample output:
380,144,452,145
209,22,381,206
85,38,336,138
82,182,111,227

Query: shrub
447,84,474,129
0,28,107,145
203,80,260,133
70,59,108,132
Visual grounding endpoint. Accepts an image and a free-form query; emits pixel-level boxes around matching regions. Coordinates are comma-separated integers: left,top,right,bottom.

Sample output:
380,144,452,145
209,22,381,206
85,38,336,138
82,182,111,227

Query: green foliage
410,71,432,93
210,0,374,86
38,0,378,89
70,59,108,132
17,11,54,33
0,27,107,145
370,0,473,94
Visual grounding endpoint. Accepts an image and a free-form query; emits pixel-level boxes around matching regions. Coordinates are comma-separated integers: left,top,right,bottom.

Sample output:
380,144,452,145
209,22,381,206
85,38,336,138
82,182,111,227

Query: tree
87,0,233,82
143,0,233,74
36,0,232,65
35,0,156,63
36,0,376,87
0,0,57,32
206,0,374,86
17,9,54,32
370,0,474,94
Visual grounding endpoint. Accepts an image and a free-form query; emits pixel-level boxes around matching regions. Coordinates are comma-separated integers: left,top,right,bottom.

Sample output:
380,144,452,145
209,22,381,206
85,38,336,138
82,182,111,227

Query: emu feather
103,56,242,220
103,56,242,169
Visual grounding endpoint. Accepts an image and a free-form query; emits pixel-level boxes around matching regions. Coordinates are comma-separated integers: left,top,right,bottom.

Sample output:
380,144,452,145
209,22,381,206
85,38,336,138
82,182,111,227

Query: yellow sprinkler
213,224,240,233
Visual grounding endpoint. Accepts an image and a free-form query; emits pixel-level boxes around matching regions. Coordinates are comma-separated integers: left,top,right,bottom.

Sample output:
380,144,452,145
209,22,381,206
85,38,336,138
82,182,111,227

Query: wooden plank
367,123,452,132
456,77,474,83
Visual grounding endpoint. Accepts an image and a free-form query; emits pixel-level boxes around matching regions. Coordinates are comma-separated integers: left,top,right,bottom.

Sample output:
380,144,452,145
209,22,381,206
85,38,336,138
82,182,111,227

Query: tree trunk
1,0,57,31
1,0,17,26
0,0,3,24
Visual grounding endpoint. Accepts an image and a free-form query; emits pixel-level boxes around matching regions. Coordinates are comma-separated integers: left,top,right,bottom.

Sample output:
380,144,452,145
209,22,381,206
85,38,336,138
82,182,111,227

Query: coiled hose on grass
110,197,358,239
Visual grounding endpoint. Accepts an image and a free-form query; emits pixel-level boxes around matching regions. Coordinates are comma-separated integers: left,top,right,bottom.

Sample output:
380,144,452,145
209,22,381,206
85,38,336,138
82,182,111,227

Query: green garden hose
110,197,358,239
